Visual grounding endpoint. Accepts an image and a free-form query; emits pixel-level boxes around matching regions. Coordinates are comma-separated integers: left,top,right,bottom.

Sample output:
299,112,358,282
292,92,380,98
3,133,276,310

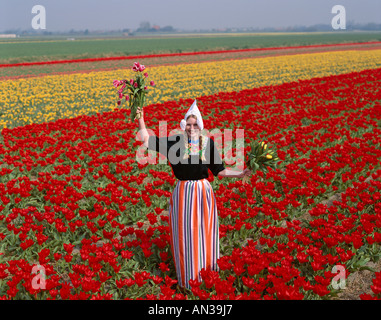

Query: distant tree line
278,22,381,32
136,21,174,33
2,21,381,35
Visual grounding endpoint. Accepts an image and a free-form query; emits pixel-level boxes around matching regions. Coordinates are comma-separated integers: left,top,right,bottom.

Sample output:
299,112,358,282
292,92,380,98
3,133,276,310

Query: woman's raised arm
136,106,149,148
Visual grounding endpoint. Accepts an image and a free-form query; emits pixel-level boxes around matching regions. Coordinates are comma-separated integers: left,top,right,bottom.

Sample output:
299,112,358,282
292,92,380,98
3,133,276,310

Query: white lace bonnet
179,100,204,131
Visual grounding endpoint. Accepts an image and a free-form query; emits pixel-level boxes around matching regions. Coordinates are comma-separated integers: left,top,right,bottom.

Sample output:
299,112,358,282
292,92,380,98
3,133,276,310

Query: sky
0,0,380,32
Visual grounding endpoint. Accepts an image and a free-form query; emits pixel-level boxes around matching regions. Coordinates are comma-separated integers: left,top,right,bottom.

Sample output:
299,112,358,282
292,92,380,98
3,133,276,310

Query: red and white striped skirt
168,178,220,289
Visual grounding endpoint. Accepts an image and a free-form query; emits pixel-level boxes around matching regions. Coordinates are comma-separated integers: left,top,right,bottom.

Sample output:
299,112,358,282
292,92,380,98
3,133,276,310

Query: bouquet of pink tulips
113,62,155,122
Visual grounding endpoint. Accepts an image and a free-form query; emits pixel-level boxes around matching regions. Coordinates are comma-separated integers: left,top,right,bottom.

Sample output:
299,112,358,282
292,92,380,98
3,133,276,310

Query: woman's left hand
238,168,252,178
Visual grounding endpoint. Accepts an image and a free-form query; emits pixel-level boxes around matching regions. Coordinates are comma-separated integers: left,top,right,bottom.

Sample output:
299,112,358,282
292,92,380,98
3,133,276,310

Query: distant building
0,34,18,38
152,25,160,31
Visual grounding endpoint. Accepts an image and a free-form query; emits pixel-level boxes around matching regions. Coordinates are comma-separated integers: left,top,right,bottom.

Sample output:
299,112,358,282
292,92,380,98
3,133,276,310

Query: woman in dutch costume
136,100,251,289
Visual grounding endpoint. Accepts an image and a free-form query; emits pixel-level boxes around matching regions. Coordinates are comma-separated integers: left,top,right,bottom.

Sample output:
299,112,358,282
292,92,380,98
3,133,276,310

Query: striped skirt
168,178,220,289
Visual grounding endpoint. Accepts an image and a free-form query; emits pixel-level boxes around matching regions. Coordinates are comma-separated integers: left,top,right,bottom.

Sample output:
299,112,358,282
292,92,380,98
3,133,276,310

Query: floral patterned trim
186,135,209,158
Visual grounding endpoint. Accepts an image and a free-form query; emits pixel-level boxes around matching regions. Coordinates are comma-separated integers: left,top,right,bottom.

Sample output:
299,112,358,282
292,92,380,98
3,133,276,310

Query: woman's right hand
136,106,144,120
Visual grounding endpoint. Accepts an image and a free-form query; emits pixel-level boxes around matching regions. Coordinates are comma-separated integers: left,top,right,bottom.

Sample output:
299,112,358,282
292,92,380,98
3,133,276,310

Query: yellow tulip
1,49,380,129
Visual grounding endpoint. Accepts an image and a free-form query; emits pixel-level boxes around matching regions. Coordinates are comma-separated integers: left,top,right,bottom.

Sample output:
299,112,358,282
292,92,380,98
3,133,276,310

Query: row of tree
3,21,381,36
136,21,174,33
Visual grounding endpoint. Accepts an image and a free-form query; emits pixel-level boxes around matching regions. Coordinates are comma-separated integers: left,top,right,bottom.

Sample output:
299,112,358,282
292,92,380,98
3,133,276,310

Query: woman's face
185,116,200,139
